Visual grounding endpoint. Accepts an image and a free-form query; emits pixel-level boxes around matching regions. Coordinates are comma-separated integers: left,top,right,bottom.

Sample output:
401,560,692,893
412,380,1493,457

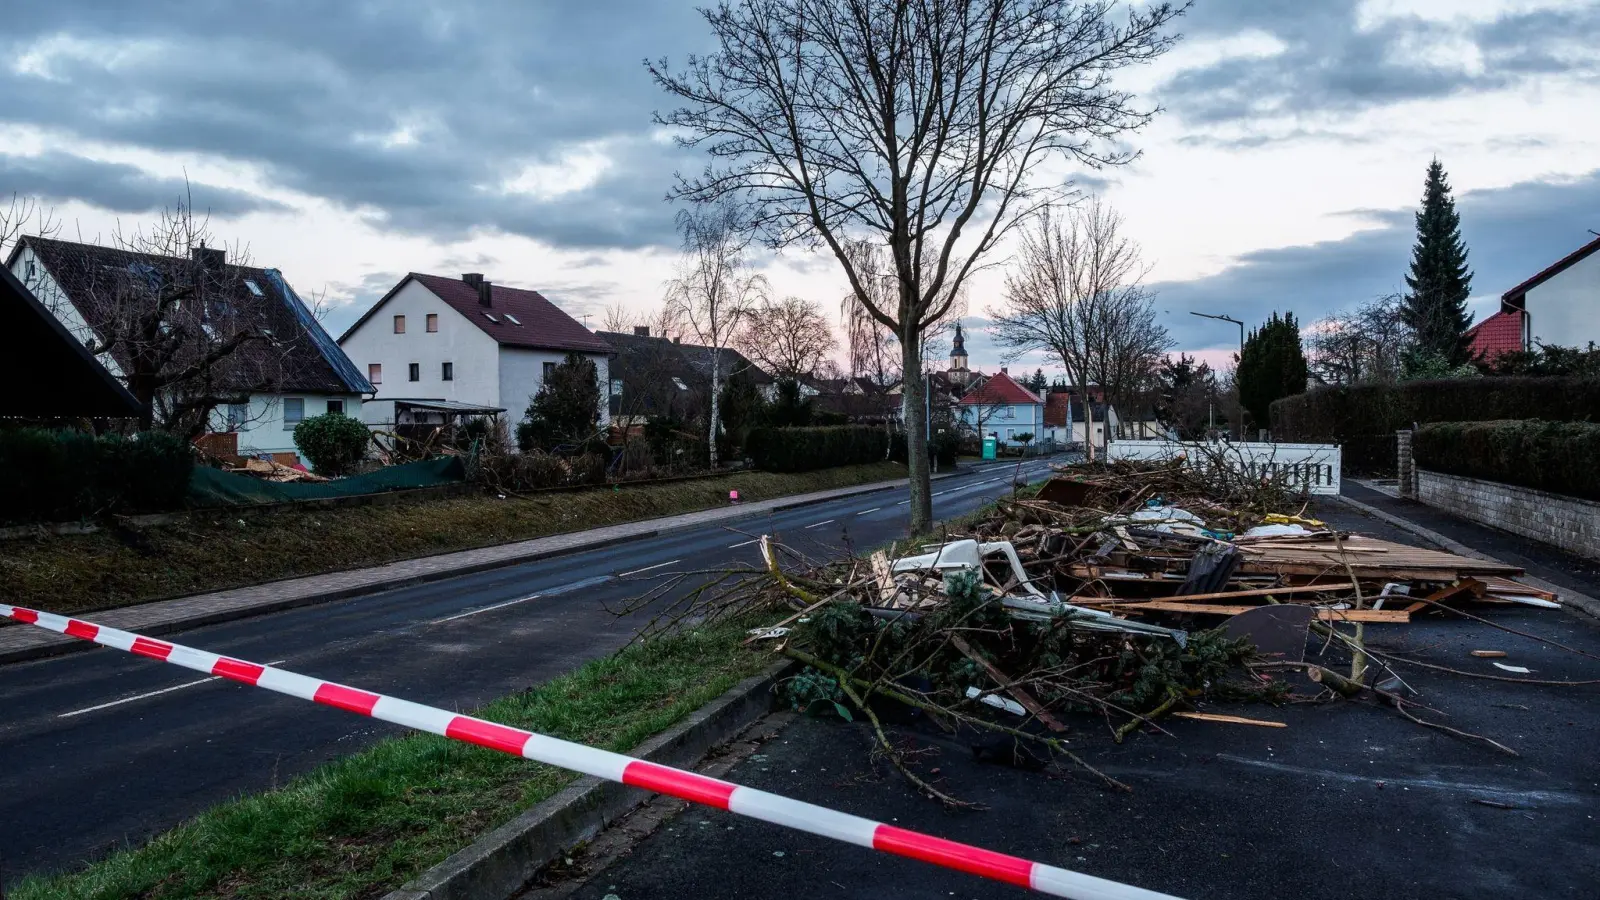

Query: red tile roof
1465,309,1525,361
1501,234,1600,305
959,371,1041,406
410,274,611,354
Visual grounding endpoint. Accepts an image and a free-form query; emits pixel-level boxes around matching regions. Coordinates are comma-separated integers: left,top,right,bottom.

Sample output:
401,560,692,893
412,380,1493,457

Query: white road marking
617,559,681,577
804,519,835,529
435,575,613,623
855,507,881,515
897,499,911,505
728,538,761,549
60,660,288,718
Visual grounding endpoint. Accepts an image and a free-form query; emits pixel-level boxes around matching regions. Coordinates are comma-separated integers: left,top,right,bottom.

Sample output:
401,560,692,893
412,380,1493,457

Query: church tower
949,321,970,382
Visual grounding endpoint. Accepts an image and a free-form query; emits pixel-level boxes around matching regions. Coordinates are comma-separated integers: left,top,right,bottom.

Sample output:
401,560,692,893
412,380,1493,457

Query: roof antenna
1588,229,1599,237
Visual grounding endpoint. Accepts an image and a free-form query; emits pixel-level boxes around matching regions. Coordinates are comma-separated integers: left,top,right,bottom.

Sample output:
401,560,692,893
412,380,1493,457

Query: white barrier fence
1106,440,1342,495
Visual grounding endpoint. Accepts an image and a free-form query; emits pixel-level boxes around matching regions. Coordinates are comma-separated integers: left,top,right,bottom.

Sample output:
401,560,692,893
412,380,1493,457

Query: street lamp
1189,311,1247,441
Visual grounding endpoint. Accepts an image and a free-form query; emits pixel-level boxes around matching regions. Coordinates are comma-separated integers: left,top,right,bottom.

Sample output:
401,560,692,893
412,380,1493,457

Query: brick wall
1418,469,1600,561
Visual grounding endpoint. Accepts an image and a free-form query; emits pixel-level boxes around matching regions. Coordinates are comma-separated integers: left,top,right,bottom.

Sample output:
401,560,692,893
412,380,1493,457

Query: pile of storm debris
621,459,1589,802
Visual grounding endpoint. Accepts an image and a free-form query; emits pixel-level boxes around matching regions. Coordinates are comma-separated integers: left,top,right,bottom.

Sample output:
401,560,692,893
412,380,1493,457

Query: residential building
1,259,142,418
10,236,370,459
1042,392,1122,445
340,273,612,430
1493,232,1600,352
956,368,1044,445
597,326,772,425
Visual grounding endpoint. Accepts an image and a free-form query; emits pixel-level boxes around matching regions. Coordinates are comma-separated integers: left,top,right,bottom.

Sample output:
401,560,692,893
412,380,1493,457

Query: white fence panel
1106,440,1342,495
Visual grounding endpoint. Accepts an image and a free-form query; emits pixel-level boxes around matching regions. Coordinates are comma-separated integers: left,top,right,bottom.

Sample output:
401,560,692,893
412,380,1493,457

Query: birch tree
664,203,768,468
651,0,1184,532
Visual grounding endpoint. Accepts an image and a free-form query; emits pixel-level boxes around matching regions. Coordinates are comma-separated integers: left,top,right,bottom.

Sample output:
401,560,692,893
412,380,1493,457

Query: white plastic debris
891,539,1047,597
1127,505,1209,537
966,686,1028,716
1241,523,1313,539
1492,662,1532,674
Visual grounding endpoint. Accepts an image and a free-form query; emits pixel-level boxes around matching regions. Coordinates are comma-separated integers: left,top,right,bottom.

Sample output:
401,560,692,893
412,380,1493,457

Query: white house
338,273,612,430
957,369,1044,445
9,236,372,460
1474,233,1600,358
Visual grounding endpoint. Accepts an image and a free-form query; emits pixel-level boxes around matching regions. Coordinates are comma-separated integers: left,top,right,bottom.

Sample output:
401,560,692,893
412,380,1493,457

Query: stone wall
1417,469,1600,561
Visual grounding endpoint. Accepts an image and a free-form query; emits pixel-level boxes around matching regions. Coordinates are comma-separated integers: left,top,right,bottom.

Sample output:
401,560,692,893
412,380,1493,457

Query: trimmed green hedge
1270,377,1600,474
746,426,890,473
293,413,371,476
0,429,193,524
1414,419,1600,502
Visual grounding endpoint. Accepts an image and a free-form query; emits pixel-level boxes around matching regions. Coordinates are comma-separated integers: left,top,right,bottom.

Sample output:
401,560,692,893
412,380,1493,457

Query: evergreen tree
1401,159,1474,365
517,353,602,451
1236,312,1309,429
1027,368,1048,393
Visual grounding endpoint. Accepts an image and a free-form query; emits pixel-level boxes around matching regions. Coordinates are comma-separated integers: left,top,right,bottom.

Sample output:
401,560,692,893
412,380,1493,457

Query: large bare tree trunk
901,333,932,534
708,348,721,468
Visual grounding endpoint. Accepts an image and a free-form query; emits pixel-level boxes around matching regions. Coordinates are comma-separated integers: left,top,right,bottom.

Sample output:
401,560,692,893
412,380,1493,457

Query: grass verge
13,620,771,900
0,461,907,617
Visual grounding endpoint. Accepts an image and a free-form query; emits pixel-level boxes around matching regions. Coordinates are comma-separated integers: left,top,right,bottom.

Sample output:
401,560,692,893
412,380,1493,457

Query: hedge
889,429,960,468
0,428,193,524
1414,420,1600,503
746,425,890,473
1270,377,1600,474
293,413,372,476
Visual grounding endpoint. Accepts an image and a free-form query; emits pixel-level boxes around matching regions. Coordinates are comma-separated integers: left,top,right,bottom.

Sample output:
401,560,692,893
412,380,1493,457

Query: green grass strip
14,622,771,900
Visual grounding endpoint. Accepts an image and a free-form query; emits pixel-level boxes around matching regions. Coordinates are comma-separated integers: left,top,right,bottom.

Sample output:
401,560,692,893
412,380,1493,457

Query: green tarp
188,457,466,507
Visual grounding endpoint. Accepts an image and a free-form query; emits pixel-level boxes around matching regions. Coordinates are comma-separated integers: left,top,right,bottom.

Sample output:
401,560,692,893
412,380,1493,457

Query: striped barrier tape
1,604,1183,900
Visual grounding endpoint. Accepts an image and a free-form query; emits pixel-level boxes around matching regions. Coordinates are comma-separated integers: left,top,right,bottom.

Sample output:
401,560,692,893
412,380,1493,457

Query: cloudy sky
4,0,1598,376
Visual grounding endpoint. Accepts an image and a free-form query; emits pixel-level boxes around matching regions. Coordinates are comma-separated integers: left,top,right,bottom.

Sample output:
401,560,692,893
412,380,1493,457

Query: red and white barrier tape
2,604,1182,900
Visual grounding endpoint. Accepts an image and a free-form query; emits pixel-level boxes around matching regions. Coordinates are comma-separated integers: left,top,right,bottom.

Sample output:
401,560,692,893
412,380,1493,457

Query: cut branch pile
616,459,1592,805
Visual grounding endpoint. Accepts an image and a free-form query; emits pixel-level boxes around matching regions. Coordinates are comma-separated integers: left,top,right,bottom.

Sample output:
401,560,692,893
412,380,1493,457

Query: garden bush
1414,419,1600,502
0,428,192,524
746,425,890,473
293,413,372,476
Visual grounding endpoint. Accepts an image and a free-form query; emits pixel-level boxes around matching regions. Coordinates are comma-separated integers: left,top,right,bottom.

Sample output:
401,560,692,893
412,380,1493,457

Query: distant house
595,326,772,425
1042,392,1121,445
1490,233,1600,354
804,375,899,423
957,369,1044,445
0,259,142,418
10,236,371,460
340,273,612,430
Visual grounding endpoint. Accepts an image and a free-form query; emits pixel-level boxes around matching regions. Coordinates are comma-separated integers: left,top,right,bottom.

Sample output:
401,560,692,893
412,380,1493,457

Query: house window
426,313,438,333
369,363,382,384
543,361,556,380
327,399,346,416
226,403,249,431
442,362,454,381
25,260,36,280
245,279,264,297
394,315,406,334
504,314,523,326
408,362,420,382
283,398,304,430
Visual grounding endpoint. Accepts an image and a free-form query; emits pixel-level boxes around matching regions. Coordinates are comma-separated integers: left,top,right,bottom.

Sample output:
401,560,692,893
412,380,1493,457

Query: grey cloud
0,151,285,216
1150,168,1600,350
0,1,710,250
1160,1,1600,126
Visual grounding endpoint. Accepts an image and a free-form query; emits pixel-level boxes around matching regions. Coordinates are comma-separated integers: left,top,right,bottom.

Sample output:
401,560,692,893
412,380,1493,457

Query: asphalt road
0,458,1060,882
556,499,1600,900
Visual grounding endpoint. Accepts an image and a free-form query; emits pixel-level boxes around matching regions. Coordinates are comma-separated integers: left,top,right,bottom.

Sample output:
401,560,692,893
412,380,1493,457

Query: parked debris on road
621,459,1595,804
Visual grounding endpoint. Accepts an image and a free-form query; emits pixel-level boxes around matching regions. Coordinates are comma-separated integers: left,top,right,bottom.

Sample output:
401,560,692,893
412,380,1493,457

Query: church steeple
950,321,968,372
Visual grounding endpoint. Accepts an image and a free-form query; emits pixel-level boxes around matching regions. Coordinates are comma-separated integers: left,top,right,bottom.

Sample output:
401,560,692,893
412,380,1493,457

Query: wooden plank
1172,711,1286,728
1124,601,1410,623
949,634,1068,733
1068,583,1357,606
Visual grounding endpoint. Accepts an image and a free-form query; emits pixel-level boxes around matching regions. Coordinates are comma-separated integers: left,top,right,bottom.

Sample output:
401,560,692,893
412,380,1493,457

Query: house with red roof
1479,233,1600,359
956,368,1044,445
339,272,612,428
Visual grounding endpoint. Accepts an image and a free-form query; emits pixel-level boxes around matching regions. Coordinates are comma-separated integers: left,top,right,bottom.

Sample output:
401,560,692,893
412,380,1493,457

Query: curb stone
381,660,797,900
0,465,1006,667
1331,493,1600,620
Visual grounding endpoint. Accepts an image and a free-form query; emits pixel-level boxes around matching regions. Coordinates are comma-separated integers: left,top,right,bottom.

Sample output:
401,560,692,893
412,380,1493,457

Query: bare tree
1309,294,1410,385
651,0,1185,532
601,303,636,334
1082,282,1171,442
840,242,966,397
663,203,769,468
990,199,1149,460
22,194,293,436
0,193,59,259
738,295,837,381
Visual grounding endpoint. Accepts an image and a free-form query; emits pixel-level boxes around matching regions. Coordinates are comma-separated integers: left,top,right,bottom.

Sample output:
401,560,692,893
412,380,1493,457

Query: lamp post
1190,311,1246,440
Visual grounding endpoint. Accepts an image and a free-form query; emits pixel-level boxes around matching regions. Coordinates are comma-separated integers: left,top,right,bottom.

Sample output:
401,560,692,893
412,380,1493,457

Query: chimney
461,273,483,288
191,242,225,270
1000,366,1008,375
672,336,681,344
478,279,492,307
633,325,650,337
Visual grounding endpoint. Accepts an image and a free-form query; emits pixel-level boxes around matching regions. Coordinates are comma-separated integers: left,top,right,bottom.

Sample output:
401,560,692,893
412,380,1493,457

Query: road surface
0,458,1059,880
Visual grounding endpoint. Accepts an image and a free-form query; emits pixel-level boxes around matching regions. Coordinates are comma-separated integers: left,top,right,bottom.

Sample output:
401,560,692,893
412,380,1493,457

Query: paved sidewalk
0,469,974,665
1337,480,1600,619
